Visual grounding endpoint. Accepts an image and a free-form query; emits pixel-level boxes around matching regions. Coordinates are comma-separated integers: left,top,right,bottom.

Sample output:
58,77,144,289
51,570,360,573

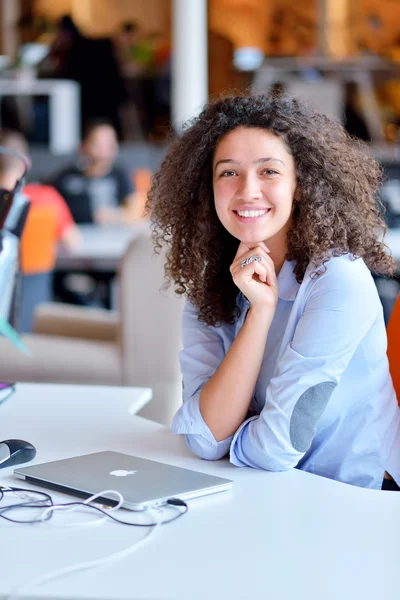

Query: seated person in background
0,129,81,330
0,130,80,250
49,118,138,225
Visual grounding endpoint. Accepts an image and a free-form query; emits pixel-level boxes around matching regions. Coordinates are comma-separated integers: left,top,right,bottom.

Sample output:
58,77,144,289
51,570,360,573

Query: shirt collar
277,259,299,301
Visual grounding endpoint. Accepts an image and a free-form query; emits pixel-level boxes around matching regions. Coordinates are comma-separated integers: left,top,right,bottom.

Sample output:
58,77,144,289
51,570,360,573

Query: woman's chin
235,231,270,246
225,222,273,245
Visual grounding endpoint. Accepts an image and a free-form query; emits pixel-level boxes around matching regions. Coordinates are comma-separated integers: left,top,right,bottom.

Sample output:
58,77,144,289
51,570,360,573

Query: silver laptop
14,451,233,510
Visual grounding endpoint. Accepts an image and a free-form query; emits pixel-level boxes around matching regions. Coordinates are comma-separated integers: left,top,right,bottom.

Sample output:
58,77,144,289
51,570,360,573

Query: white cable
6,504,171,600
42,509,106,530
39,490,124,529
1,486,40,502
1,487,112,528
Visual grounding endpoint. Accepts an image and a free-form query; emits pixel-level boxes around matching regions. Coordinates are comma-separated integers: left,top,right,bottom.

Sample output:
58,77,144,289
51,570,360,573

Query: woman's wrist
247,303,275,324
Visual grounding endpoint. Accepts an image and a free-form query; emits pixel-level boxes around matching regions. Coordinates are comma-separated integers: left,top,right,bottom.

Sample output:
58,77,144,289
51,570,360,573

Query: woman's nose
237,173,263,200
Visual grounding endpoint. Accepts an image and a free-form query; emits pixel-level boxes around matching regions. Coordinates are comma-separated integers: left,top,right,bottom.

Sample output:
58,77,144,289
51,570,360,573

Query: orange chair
386,293,400,405
20,204,59,275
18,204,59,332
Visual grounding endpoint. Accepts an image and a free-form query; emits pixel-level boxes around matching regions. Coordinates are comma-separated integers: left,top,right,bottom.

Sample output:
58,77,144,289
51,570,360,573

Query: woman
149,93,400,489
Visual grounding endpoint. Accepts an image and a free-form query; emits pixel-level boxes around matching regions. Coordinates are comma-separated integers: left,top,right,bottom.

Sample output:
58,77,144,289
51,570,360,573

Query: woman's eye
219,170,236,177
262,168,278,176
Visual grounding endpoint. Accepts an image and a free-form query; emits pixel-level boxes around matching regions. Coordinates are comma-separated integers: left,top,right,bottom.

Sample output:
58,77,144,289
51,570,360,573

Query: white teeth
237,209,268,218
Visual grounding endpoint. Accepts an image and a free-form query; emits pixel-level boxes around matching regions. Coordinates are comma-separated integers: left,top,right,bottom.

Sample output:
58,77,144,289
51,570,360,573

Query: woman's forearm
199,305,273,441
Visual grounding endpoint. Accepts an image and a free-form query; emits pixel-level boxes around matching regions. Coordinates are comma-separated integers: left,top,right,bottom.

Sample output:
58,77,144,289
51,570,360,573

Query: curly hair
148,92,395,326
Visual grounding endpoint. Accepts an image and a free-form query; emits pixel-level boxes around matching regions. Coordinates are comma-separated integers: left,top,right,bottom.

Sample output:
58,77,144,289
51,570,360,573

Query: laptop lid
14,451,233,510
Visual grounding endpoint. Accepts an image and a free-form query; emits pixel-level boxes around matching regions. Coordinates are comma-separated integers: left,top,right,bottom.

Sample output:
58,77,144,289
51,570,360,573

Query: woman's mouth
234,208,271,221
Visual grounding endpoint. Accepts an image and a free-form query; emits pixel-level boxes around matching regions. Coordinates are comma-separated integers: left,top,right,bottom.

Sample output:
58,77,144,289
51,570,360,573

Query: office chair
386,293,400,406
0,231,185,425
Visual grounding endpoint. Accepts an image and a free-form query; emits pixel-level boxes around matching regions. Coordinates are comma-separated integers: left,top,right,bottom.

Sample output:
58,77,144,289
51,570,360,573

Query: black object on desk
0,439,37,469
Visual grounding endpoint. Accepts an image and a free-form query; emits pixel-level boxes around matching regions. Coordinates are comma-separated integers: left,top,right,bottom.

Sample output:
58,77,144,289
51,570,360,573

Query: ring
240,255,263,268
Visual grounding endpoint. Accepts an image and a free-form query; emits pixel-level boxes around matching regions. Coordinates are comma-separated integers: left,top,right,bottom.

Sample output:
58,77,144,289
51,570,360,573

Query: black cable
0,486,54,523
0,486,188,526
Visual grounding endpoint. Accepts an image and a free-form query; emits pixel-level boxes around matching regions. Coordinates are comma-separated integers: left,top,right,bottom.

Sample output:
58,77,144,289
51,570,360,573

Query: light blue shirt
172,255,400,489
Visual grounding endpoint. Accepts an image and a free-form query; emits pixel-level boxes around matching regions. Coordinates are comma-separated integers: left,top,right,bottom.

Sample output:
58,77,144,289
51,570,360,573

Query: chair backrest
386,293,400,406
20,204,59,275
118,229,185,424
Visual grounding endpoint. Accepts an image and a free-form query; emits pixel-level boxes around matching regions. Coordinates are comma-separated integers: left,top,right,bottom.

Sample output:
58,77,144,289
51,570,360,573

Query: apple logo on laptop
110,470,137,477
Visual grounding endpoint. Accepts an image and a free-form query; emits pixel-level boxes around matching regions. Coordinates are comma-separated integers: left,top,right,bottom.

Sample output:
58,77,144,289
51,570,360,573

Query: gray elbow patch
290,382,336,452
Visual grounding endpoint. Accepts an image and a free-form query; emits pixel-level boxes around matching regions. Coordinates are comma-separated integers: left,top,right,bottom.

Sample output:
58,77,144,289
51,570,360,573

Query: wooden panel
357,0,400,54
268,0,317,56
34,0,171,36
34,0,72,21
209,0,270,50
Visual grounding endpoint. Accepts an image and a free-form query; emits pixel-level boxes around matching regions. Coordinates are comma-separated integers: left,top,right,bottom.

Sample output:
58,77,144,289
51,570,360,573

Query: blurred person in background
113,20,142,71
49,119,143,225
0,129,80,250
49,120,148,307
60,17,127,138
113,22,172,141
37,15,79,79
0,129,81,330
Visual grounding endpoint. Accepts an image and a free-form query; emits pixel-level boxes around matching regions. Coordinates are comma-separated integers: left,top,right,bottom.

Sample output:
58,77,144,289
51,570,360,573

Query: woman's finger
231,246,273,273
232,262,268,285
256,241,270,254
233,241,270,262
262,259,277,286
234,242,253,260
231,246,267,270
233,254,277,286
232,262,269,283
251,260,269,284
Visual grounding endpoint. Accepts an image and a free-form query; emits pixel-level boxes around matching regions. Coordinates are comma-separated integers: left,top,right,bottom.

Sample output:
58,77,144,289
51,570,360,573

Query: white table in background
0,383,399,600
56,223,150,272
57,226,399,272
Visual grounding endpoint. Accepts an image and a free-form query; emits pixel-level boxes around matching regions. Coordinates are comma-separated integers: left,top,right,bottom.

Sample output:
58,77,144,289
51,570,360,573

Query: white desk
0,384,399,600
56,223,150,272
0,79,80,155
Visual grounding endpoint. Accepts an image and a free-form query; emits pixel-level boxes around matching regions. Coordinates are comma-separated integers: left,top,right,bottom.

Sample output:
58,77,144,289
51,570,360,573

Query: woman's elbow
231,441,301,471
185,435,229,461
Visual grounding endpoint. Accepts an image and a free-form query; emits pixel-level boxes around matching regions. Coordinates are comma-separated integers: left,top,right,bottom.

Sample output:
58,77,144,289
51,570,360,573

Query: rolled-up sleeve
171,300,233,460
230,259,379,471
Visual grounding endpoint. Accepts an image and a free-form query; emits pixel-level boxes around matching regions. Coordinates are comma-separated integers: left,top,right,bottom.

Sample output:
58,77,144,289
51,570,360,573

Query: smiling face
212,127,297,256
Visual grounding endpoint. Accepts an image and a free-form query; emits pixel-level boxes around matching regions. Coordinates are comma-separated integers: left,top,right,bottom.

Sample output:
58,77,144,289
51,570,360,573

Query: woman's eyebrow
214,157,285,172
214,159,239,171
255,157,285,166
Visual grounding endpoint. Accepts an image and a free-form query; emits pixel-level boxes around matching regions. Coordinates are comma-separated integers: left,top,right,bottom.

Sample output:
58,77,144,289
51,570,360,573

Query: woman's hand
94,206,123,225
230,242,279,311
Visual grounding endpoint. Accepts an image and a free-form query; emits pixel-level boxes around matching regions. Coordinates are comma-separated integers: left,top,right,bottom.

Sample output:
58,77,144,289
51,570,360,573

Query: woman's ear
291,186,301,218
